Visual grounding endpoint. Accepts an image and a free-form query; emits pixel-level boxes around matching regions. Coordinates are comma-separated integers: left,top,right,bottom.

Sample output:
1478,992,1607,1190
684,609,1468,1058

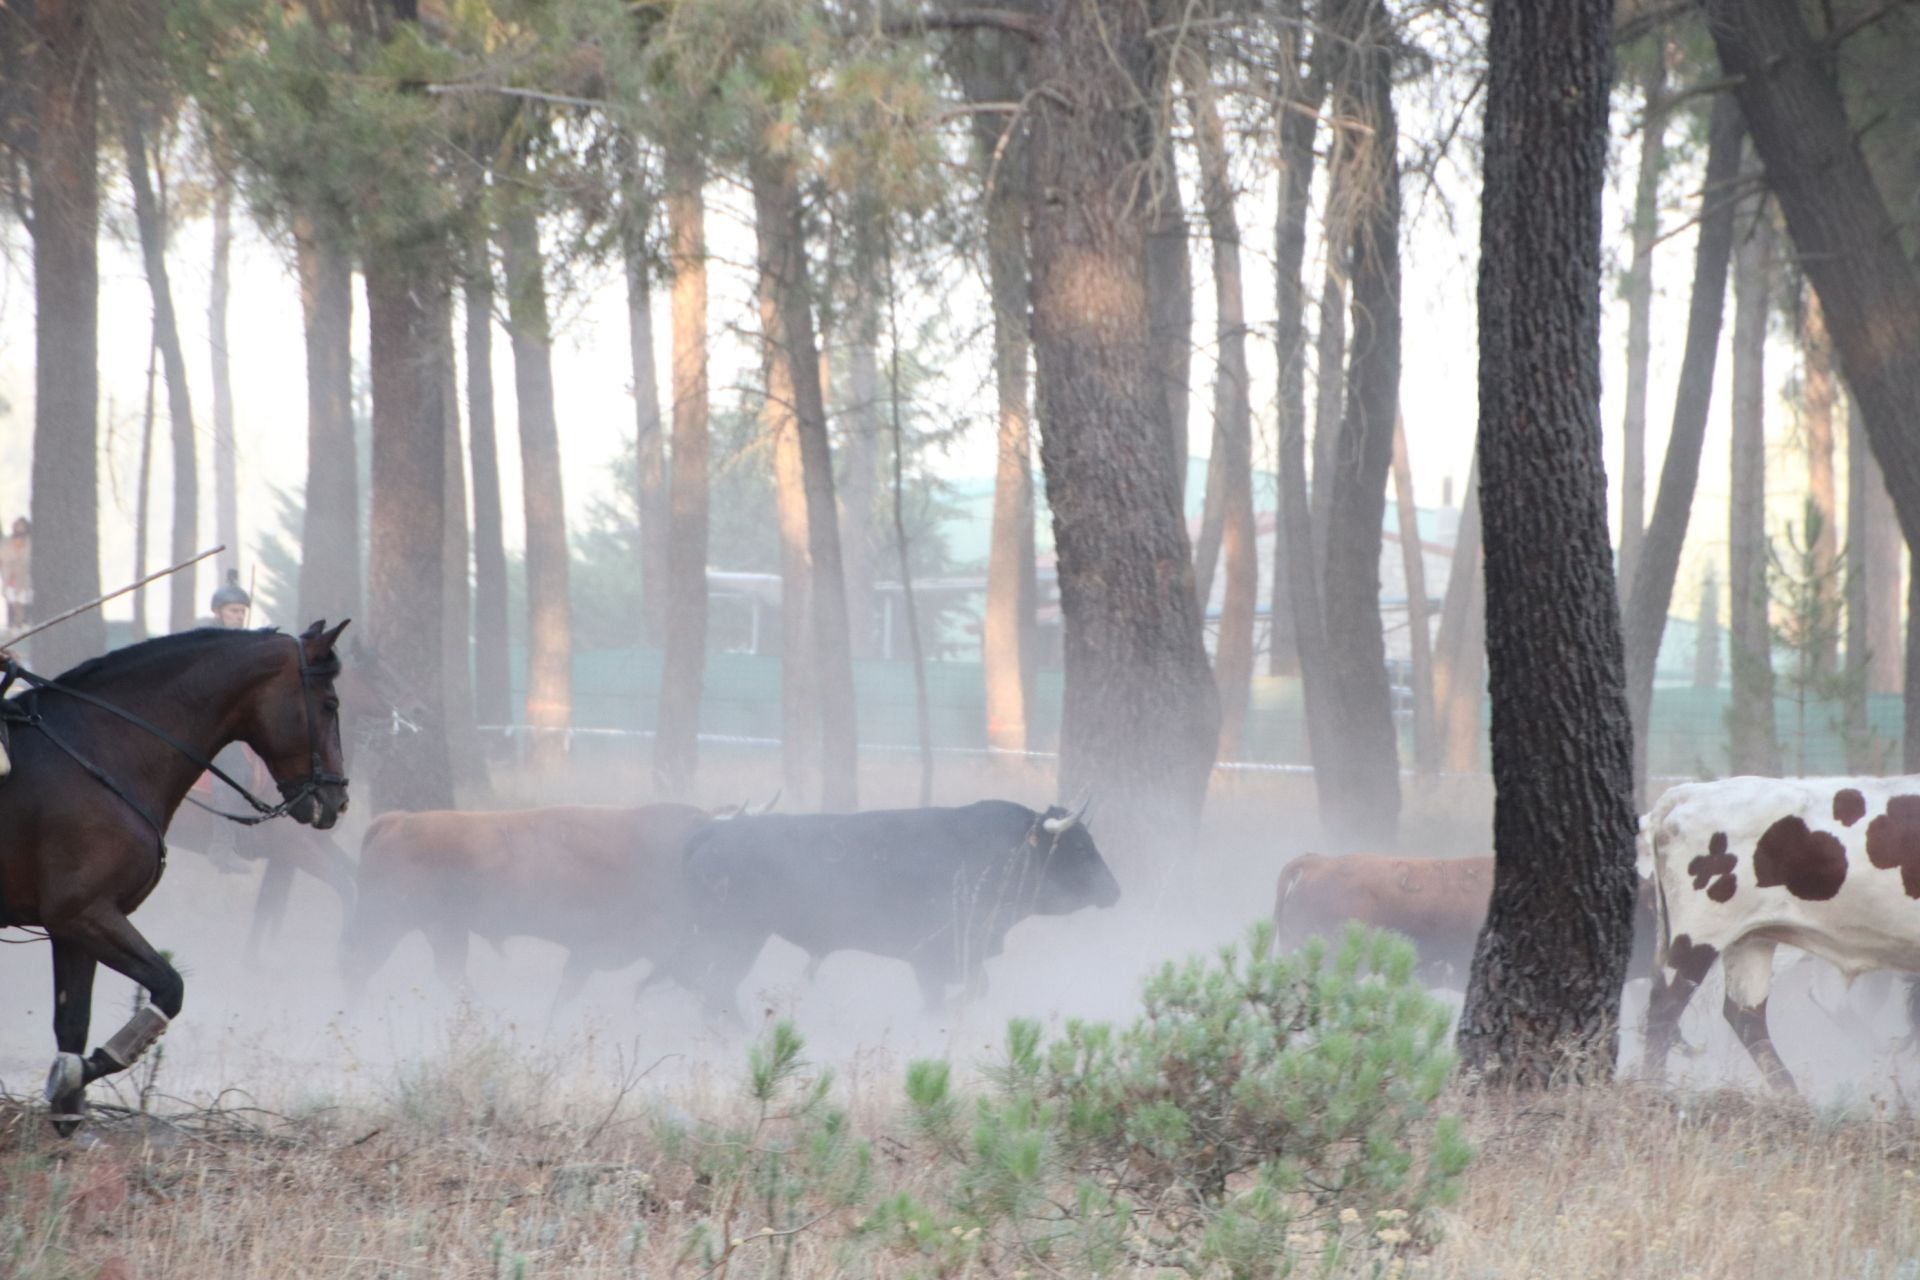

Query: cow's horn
754,788,783,816
1043,792,1092,834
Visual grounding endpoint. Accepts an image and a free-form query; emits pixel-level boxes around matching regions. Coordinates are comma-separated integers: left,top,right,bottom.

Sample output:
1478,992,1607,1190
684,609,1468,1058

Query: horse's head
340,636,427,741
248,620,353,830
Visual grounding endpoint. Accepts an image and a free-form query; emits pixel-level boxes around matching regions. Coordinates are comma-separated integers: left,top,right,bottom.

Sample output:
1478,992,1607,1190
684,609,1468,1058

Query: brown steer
1274,852,1657,989
340,802,718,1009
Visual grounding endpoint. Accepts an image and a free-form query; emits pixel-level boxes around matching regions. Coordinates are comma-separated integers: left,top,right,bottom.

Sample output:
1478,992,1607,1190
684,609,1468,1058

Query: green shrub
873,922,1470,1278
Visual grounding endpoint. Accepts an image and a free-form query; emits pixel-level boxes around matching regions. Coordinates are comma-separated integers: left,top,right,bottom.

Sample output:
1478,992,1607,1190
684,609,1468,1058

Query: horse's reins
0,634,344,856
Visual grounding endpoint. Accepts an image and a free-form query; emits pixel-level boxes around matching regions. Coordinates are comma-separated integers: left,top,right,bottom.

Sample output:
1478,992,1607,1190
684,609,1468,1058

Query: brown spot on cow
1752,816,1848,901
1833,788,1867,827
1668,933,1718,984
1687,832,1737,903
1866,794,1920,898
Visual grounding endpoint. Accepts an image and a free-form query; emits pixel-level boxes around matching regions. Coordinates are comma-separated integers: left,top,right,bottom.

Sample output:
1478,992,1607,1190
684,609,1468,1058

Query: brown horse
168,636,426,962
0,622,350,1133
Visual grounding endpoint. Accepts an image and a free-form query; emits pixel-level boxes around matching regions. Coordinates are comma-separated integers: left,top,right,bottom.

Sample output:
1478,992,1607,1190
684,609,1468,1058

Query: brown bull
339,802,715,1009
1274,852,1656,988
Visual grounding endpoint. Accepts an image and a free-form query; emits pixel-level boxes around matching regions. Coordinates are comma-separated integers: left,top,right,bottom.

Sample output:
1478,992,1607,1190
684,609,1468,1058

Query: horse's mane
41,627,330,693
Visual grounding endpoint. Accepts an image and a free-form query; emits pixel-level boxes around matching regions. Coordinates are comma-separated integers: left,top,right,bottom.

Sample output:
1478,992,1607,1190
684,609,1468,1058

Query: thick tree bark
624,172,669,651
1908,558,1920,772
1457,0,1636,1089
1189,61,1258,759
365,251,453,813
1317,0,1403,846
654,147,710,798
1027,0,1220,855
1431,455,1485,773
1269,0,1327,682
1622,91,1742,800
751,133,859,811
1707,0,1920,564
1617,47,1665,600
295,221,360,628
26,0,102,674
434,283,477,788
961,36,1040,749
464,235,511,729
499,196,573,771
1727,169,1778,775
211,178,239,584
1392,413,1436,773
770,372,819,804
119,113,200,633
1799,285,1840,676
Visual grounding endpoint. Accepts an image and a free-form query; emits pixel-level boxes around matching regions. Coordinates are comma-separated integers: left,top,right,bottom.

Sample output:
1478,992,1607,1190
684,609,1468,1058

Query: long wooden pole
3,545,225,651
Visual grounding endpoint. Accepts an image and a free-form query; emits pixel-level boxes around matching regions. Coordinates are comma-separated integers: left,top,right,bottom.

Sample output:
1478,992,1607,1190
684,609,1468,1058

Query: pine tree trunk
1189,61,1258,759
751,134,859,811
1846,404,1871,766
1456,0,1637,1089
365,251,453,813
119,113,200,633
133,330,157,638
1707,0,1920,563
1393,413,1436,773
1622,91,1742,800
1431,454,1485,773
434,282,477,788
654,147,710,798
1269,2,1326,681
1027,0,1220,856
211,178,239,585
294,220,360,628
1908,559,1920,772
465,235,511,729
966,45,1039,749
1799,285,1840,676
1857,389,1903,696
1694,568,1722,690
624,176,669,651
500,196,573,771
1728,165,1778,775
1309,180,1349,597
1317,0,1403,846
25,0,102,674
1617,47,1666,601
1145,124,1192,490
840,214,883,661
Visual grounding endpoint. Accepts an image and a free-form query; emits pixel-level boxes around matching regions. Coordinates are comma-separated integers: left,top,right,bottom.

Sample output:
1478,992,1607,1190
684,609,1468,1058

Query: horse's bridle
0,634,347,844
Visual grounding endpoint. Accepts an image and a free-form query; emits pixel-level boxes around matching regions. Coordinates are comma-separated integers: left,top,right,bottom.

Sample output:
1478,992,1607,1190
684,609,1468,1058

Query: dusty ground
3,749,1919,1276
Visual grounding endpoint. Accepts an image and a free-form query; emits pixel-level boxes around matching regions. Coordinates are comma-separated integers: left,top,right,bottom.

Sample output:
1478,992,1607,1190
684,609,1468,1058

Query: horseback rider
195,572,260,871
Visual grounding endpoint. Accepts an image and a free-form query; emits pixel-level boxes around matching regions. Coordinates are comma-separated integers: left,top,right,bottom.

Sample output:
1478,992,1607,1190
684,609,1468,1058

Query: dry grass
7,1054,1920,1279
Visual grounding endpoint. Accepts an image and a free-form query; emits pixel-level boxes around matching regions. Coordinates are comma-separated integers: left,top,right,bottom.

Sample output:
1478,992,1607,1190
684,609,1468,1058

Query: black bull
674,800,1122,1019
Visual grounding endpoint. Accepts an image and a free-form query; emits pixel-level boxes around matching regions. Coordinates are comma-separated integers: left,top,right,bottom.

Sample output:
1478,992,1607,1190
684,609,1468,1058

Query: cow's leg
246,854,295,966
1641,937,1717,1081
46,939,97,1135
547,951,595,1030
914,964,952,1016
425,923,472,992
1721,937,1796,1094
801,953,824,984
337,897,411,1001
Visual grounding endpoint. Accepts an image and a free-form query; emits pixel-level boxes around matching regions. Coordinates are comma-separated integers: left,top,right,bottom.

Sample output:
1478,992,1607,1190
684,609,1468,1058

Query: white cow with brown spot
1638,775,1920,1092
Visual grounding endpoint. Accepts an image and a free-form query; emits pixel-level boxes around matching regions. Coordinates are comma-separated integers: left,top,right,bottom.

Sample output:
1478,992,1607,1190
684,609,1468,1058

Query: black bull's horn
1043,790,1094,834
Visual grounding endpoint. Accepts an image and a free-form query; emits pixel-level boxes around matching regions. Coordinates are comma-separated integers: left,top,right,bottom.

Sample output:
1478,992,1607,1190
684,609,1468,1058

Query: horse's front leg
50,908,183,1132
46,938,98,1136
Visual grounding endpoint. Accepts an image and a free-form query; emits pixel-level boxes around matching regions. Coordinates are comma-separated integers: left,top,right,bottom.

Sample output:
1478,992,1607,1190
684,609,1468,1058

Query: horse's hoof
45,1052,87,1135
